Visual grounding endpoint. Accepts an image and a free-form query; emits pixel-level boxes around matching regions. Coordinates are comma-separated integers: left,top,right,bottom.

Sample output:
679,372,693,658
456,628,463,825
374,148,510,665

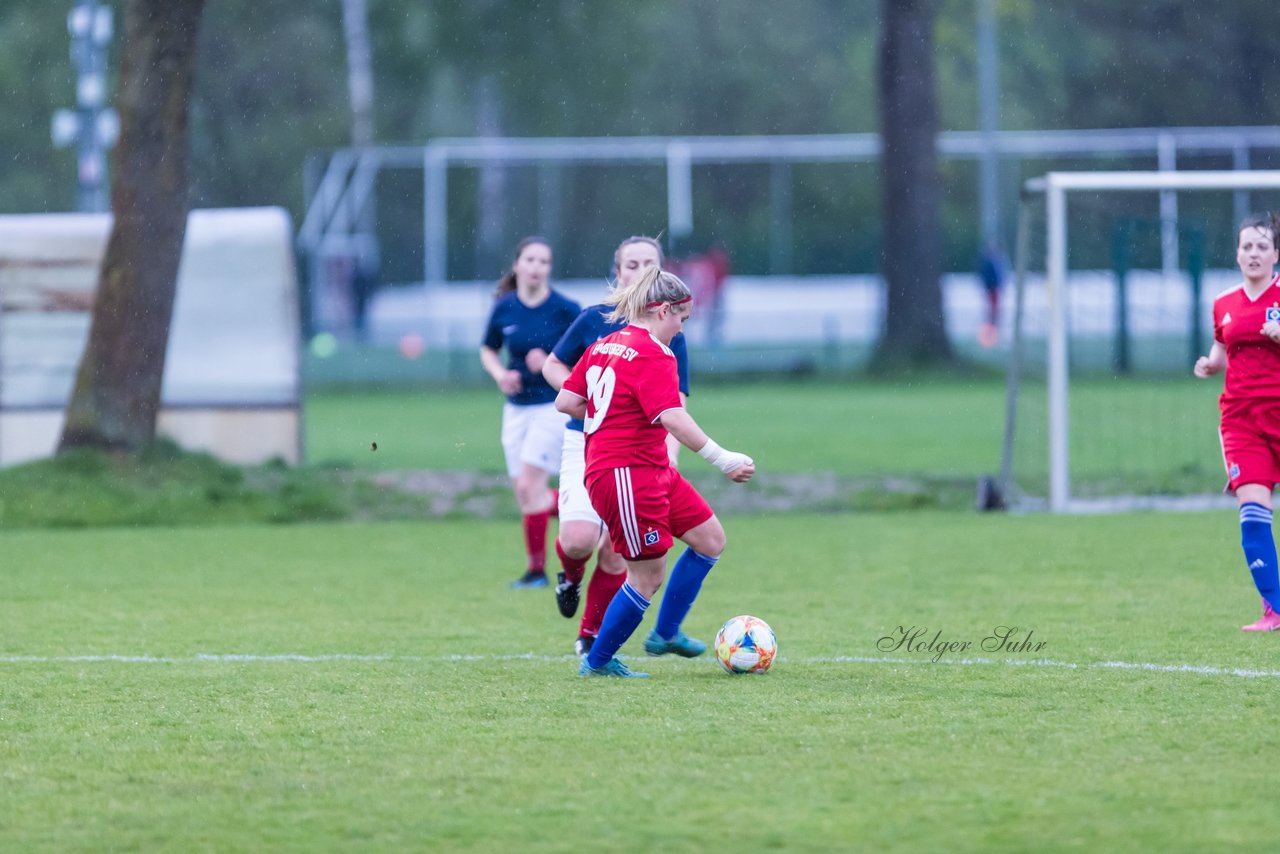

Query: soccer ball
714,615,777,674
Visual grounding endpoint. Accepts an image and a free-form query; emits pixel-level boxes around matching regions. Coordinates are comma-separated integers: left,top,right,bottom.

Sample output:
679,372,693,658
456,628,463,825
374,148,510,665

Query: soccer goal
998,170,1280,513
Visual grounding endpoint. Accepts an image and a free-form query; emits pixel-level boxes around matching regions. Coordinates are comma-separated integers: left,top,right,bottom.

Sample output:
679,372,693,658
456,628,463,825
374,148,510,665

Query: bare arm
1193,342,1226,378
666,392,687,467
555,387,587,420
659,407,754,483
480,345,522,395
542,352,572,391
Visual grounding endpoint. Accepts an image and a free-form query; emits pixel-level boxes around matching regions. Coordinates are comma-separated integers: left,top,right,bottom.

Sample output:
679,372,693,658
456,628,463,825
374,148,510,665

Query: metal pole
1157,133,1179,280
58,0,115,212
666,142,693,254
977,0,1001,246
424,145,448,283
996,193,1033,501
1046,178,1069,512
1233,144,1251,226
769,161,793,274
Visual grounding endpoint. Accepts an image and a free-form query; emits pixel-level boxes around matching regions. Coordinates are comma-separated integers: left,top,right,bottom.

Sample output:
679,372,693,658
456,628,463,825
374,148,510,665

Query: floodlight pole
54,0,117,212
977,0,1000,247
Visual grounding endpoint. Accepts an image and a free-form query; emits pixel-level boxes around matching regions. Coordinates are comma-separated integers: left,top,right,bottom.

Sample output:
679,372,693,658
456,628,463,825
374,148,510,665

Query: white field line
2,652,1280,679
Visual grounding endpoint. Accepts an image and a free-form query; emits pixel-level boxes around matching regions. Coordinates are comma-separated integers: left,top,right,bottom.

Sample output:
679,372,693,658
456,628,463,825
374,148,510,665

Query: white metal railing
297,126,1280,305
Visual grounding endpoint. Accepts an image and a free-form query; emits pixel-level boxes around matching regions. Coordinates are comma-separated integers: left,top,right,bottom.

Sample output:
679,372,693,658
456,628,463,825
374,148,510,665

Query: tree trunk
873,0,954,370
58,0,206,453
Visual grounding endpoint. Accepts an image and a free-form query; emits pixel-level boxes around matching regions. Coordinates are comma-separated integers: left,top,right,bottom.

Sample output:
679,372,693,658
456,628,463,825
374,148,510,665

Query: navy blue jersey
551,302,691,431
482,289,581,405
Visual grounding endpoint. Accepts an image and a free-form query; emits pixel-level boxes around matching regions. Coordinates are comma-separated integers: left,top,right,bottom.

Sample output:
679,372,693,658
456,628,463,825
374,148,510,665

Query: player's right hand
715,449,753,481
498,369,523,395
1193,356,1220,378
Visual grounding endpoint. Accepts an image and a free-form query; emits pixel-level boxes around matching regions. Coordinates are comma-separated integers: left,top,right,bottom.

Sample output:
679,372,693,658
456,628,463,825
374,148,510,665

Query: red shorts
1220,401,1280,491
586,466,714,561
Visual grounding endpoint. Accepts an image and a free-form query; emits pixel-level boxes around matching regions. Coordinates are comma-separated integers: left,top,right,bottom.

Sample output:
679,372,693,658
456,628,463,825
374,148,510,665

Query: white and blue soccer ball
714,615,777,674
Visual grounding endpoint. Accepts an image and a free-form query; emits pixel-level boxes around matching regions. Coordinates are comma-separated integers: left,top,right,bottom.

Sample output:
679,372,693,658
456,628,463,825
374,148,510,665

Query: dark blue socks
654,548,719,640
586,581,649,670
1240,502,1280,611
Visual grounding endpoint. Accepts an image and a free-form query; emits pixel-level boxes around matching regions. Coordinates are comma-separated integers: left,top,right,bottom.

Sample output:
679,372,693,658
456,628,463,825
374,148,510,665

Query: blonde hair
604,265,692,324
612,235,665,277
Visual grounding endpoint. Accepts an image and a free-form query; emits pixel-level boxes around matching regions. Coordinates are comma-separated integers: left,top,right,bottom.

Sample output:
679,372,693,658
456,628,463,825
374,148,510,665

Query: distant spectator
978,242,1007,349
672,240,731,350
351,252,379,344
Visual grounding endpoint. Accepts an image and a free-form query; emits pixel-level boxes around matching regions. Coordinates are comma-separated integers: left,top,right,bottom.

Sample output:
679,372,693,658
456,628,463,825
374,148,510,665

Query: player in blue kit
479,237,581,588
542,236,690,655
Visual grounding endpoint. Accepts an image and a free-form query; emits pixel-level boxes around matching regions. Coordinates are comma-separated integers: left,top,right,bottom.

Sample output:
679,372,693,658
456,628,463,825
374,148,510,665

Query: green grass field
5,511,1279,851
305,375,1226,499
303,378,1017,476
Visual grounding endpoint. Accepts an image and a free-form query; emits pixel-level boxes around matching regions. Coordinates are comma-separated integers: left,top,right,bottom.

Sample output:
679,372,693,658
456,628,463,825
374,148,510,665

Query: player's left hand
726,459,755,483
525,348,548,373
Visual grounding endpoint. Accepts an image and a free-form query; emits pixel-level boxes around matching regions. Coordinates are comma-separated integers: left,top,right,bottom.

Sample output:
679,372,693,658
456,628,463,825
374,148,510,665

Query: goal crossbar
1025,170,1280,512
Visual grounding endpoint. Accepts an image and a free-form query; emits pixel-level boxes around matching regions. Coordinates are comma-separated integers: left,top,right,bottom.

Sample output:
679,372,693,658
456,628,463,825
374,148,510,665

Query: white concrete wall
0,208,302,468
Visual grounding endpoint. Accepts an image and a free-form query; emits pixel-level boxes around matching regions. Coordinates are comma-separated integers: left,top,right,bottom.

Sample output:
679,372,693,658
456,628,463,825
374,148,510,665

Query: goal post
1019,170,1280,513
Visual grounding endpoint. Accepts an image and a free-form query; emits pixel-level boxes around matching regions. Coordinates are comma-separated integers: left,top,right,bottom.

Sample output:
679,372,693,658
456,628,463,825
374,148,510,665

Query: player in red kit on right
557,266,754,678
1195,213,1280,631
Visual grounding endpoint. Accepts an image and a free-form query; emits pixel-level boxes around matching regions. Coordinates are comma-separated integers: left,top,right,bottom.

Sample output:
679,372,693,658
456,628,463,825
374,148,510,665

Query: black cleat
554,572,581,618
575,635,595,657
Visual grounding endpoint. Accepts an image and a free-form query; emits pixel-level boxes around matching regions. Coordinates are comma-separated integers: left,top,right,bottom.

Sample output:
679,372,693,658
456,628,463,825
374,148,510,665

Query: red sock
579,565,627,638
555,538,588,585
523,510,550,572
549,489,559,518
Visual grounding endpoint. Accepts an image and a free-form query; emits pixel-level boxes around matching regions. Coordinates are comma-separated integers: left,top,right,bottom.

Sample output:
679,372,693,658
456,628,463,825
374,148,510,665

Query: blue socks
654,548,719,640
1240,502,1280,611
586,581,649,670
585,550,720,669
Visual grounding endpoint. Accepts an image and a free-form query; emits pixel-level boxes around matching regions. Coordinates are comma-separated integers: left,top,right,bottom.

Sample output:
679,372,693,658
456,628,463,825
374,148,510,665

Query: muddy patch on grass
370,470,978,517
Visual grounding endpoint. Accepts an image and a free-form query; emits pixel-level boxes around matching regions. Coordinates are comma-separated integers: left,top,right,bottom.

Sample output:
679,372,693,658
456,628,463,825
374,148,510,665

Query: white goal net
999,170,1280,513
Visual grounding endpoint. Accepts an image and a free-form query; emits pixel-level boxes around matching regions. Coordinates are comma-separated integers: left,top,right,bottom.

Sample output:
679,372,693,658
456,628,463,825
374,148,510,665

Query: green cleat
643,629,707,658
579,656,649,678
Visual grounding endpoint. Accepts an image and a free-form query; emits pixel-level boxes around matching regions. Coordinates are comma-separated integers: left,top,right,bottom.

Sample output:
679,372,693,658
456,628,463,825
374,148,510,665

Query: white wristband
698,439,752,474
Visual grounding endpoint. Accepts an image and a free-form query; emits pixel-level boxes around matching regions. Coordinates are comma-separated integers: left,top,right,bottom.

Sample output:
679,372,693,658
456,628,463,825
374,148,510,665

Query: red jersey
561,325,683,481
1213,274,1280,412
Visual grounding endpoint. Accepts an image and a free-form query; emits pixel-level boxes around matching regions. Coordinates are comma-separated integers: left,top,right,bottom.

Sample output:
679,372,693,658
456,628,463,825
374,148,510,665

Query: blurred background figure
671,239,731,351
351,250,379,344
977,241,1007,349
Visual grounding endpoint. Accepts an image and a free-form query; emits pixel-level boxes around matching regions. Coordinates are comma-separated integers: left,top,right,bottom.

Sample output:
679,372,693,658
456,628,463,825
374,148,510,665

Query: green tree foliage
0,4,85,212
2,0,1279,272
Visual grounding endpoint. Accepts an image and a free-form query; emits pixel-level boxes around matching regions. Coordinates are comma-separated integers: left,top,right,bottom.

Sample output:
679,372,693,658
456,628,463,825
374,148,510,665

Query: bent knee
699,534,726,558
558,525,599,558
684,522,726,558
